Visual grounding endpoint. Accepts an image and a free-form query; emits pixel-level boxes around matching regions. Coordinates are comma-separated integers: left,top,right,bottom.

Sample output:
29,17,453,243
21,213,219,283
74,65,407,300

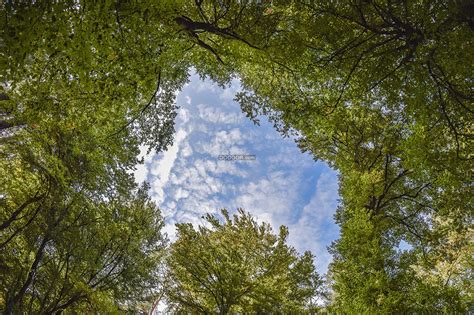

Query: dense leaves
164,209,322,314
0,1,177,312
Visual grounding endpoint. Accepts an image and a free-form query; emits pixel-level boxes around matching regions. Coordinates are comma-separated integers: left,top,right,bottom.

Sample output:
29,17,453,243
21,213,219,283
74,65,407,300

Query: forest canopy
1,0,472,313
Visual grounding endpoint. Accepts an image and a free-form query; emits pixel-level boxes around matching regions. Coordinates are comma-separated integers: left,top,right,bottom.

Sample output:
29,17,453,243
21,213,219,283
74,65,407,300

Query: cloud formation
136,73,340,274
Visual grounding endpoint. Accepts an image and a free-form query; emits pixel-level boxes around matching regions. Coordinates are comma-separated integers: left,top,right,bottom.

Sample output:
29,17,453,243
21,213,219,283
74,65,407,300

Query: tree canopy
1,0,472,313
164,209,322,314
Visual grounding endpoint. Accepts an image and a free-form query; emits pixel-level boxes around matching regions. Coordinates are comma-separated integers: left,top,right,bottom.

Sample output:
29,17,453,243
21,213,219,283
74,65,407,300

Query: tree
164,209,322,314
1,182,167,313
0,95,168,312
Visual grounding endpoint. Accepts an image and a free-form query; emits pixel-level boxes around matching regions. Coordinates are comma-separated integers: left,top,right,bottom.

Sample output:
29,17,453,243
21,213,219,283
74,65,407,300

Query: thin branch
329,53,363,114
108,71,162,138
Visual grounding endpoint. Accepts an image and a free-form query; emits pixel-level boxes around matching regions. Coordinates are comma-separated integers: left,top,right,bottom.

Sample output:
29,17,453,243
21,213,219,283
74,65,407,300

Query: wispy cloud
288,170,339,274
149,129,187,204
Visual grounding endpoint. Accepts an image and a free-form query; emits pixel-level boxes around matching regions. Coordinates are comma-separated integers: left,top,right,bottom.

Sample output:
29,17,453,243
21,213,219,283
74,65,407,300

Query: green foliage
168,0,473,312
1,1,190,154
328,208,403,313
165,209,322,314
0,82,168,312
0,1,179,312
1,0,472,312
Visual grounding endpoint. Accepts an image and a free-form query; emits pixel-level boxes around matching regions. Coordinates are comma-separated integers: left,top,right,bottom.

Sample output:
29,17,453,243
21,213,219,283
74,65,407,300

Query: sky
134,72,340,275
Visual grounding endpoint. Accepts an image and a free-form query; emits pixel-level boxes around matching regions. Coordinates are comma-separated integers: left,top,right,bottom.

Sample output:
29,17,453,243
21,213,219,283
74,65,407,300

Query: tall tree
0,82,168,312
165,209,322,314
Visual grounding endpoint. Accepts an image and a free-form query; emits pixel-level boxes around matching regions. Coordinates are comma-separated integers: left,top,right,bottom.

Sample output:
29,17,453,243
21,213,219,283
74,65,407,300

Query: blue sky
134,72,340,274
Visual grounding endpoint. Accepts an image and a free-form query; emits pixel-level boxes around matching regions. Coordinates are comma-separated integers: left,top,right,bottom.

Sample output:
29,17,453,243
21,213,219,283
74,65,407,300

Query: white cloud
133,163,148,184
288,170,339,274
177,107,190,124
197,128,247,156
232,170,303,230
219,78,240,103
195,79,218,93
180,141,193,157
197,103,243,125
132,146,153,184
150,129,187,203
